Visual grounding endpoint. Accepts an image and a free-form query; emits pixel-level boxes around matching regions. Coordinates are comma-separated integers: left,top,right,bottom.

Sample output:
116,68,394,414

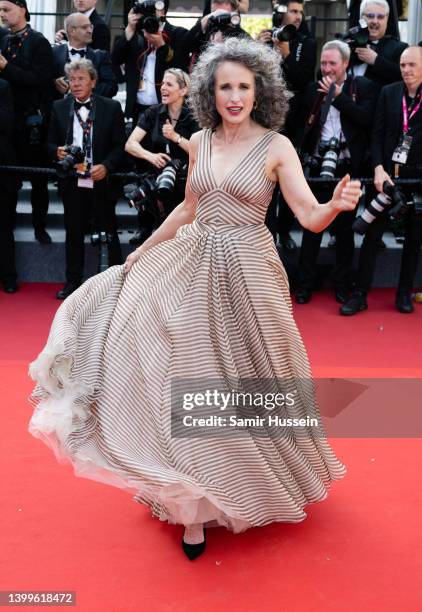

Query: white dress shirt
316,83,351,160
136,23,165,106
72,100,93,167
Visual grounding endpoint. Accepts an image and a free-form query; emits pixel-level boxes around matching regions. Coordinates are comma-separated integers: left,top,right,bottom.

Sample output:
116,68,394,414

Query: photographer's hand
55,29,67,43
273,39,290,59
374,165,394,193
162,119,177,142
90,164,108,181
318,76,341,98
256,30,272,45
55,77,69,95
0,53,8,70
148,152,171,169
330,174,362,213
355,46,377,65
57,146,67,161
125,9,141,41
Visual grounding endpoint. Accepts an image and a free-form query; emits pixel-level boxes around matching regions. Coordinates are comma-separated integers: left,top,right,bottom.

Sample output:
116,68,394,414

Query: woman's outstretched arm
269,134,362,233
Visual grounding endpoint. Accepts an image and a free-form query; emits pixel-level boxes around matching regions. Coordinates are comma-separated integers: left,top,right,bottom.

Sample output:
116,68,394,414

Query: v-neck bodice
190,128,277,226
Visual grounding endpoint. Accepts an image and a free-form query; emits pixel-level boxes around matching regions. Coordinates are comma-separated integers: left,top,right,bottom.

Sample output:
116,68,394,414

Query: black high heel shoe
182,527,206,560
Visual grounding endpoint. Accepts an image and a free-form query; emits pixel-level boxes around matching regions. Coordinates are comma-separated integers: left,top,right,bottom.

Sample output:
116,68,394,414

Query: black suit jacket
89,9,111,52
111,21,191,119
0,27,54,123
52,44,118,100
371,81,421,173
350,36,408,93
298,75,377,175
0,25,8,46
0,80,18,191
48,94,126,197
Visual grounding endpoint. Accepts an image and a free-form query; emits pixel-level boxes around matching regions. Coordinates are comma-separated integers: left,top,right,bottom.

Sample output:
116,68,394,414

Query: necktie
70,48,86,57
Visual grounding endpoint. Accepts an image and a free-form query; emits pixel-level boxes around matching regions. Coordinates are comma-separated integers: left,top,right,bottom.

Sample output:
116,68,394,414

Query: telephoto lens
155,160,182,198
123,175,156,209
319,137,340,179
352,181,407,235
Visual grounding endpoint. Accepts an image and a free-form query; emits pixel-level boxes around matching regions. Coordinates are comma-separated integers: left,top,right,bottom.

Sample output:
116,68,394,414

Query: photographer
0,0,54,244
112,1,191,125
189,0,249,61
52,12,117,101
341,46,422,315
349,0,407,93
48,59,126,300
258,1,316,251
0,79,20,293
294,40,376,305
55,0,111,53
202,0,249,15
125,68,198,245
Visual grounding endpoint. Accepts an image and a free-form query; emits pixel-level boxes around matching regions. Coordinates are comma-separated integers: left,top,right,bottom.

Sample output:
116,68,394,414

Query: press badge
77,177,94,188
392,133,413,164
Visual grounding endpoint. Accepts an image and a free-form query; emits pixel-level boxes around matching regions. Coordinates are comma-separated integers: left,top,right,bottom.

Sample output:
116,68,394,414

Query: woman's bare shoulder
189,130,205,160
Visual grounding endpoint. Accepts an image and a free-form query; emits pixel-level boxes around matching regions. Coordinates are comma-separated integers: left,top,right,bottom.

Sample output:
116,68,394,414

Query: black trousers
62,183,122,284
0,189,18,283
15,134,50,232
297,162,357,291
355,204,422,293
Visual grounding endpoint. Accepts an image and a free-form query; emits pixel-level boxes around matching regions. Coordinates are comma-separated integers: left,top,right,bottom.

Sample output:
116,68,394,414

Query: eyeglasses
363,13,387,20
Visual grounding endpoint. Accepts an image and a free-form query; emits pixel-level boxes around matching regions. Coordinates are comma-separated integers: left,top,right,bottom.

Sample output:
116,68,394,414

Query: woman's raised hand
162,119,177,142
330,174,362,213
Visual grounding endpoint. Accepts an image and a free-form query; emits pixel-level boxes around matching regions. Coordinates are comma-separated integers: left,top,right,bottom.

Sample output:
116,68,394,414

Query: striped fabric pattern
28,129,346,534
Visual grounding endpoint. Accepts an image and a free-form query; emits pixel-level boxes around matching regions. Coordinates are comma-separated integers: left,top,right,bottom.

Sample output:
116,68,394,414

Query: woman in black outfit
125,68,199,245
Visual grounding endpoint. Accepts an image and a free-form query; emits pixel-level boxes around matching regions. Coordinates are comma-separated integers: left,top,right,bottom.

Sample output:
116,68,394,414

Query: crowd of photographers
0,0,421,314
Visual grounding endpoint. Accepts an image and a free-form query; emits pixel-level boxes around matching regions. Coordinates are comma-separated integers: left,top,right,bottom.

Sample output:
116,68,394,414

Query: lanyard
402,93,422,134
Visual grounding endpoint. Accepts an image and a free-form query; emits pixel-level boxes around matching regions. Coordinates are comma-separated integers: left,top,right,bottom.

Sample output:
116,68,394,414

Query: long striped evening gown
28,129,346,533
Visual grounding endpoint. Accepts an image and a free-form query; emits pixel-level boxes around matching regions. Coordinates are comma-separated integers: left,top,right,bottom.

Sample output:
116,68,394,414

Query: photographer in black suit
55,0,111,53
0,0,54,244
52,12,117,101
48,59,126,300
294,40,376,304
258,1,317,251
349,0,407,93
341,46,422,315
0,79,20,293
112,1,191,125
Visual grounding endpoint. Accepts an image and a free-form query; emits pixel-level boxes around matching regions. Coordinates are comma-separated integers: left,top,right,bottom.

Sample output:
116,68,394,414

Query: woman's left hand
330,174,362,213
162,119,177,142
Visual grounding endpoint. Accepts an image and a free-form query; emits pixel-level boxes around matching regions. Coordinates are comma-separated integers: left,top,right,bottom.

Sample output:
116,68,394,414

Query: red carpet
1,284,421,612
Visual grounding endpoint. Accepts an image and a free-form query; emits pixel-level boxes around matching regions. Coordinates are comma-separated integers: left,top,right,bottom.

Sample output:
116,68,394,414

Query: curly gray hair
188,37,291,131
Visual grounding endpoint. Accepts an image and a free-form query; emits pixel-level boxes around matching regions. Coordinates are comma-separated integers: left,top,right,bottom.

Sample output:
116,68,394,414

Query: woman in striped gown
28,38,362,560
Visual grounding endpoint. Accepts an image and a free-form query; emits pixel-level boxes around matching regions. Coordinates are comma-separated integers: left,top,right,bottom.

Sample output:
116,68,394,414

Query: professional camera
206,11,241,37
132,0,165,34
124,173,157,209
341,18,369,50
155,159,186,199
353,181,407,234
272,4,297,42
56,145,85,178
319,137,341,179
